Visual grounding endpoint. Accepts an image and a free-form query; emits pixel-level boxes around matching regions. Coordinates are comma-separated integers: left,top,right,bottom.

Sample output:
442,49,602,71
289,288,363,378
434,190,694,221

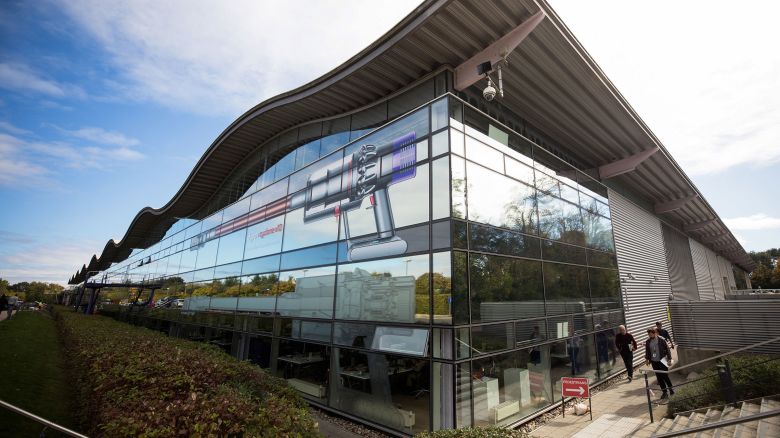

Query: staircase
632,396,780,437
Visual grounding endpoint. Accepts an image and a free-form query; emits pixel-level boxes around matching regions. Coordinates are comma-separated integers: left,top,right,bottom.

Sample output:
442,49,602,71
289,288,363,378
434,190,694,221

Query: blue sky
1,0,779,285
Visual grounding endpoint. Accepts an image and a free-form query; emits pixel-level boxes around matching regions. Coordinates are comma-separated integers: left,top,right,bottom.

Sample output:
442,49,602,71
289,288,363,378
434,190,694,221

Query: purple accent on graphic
391,132,417,183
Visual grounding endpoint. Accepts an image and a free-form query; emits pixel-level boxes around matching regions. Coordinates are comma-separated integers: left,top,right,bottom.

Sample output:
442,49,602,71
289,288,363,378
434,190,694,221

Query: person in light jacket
645,327,674,399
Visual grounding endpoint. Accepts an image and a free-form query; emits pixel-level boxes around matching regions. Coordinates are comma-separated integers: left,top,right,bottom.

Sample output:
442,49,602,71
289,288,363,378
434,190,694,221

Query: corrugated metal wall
706,250,726,299
721,257,736,289
689,238,716,300
661,224,699,300
669,300,780,354
608,190,672,348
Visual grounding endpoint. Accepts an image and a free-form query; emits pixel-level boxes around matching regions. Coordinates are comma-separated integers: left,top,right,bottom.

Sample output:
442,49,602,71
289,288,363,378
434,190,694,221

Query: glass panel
330,349,430,435
321,131,350,156
471,323,513,354
236,273,279,314
450,128,465,156
452,251,470,325
431,97,448,131
504,156,535,186
587,249,617,269
451,155,467,219
455,362,472,428
540,240,587,265
250,178,288,212
244,216,285,259
471,349,554,426
280,243,338,270
335,254,429,324
276,340,329,403
537,192,585,245
469,223,541,259
432,251,452,324
515,319,548,348
282,205,339,251
371,326,429,356
333,322,375,348
431,130,448,157
596,327,621,379
215,229,247,266
289,320,331,343
214,262,242,281
543,262,591,315
431,220,451,250
432,156,450,221
550,336,598,392
241,254,280,275
582,211,614,252
275,265,335,318
452,220,467,249
469,253,544,323
465,136,503,172
589,268,621,310
466,162,537,235
389,163,429,228
432,362,455,430
244,335,272,369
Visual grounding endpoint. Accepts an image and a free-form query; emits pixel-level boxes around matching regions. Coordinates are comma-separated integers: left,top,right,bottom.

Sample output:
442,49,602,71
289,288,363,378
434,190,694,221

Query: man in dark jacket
655,321,674,349
645,327,674,399
615,324,637,381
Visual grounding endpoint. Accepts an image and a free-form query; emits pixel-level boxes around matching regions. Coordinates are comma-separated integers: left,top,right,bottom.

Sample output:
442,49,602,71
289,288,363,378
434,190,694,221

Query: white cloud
0,62,85,99
724,214,780,231
0,121,31,136
0,232,102,285
0,128,145,188
552,0,780,175
54,0,422,117
60,126,140,147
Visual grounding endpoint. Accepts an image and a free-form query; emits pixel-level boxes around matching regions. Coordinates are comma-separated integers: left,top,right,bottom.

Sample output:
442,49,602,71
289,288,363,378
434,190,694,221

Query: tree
0,278,8,294
772,262,780,289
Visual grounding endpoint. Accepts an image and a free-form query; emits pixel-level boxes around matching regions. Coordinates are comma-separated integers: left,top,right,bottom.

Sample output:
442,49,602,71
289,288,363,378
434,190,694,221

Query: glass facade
97,91,624,434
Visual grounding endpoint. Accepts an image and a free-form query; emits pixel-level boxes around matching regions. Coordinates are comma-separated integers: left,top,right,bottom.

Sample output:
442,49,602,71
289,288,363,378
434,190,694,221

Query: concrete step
733,402,760,438
694,408,723,438
757,397,780,438
712,404,741,438
651,417,676,436
682,412,707,431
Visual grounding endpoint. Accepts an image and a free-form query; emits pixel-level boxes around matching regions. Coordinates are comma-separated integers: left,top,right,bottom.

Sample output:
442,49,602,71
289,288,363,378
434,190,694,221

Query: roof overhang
70,0,755,283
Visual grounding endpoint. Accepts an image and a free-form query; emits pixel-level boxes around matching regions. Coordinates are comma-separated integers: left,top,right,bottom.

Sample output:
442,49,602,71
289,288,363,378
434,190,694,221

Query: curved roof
71,0,754,283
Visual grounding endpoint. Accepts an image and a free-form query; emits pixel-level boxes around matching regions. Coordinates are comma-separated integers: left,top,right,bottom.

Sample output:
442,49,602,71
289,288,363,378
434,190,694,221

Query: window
543,262,590,315
469,254,544,323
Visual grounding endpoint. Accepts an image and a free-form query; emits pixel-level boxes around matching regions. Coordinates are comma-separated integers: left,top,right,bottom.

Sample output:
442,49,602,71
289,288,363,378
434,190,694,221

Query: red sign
561,377,590,398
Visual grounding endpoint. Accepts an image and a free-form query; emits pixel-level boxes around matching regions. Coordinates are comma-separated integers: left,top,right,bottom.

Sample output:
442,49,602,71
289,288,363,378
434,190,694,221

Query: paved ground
533,349,680,438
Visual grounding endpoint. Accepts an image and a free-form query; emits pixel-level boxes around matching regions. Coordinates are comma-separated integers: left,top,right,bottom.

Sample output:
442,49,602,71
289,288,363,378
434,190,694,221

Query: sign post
561,377,591,420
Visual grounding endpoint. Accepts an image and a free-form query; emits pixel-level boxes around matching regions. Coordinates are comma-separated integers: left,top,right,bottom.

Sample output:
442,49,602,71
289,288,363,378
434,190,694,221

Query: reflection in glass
540,240,586,265
235,273,279,314
470,348,553,426
452,251,469,325
589,268,621,310
330,348,430,434
335,254,429,324
451,155,467,219
471,323,513,354
582,211,614,252
282,206,339,251
244,216,285,260
432,157,450,220
465,136,504,172
537,191,585,245
215,229,247,266
543,262,591,315
470,254,544,323
550,336,597,393
275,265,335,318
466,162,537,235
469,223,541,259
432,251,452,324
276,340,329,402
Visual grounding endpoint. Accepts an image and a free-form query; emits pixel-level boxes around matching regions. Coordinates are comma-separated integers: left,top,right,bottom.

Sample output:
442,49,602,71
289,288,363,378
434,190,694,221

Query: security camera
483,83,497,101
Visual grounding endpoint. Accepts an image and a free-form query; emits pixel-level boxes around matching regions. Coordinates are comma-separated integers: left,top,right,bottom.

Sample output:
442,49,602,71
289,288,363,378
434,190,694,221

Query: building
68,0,755,435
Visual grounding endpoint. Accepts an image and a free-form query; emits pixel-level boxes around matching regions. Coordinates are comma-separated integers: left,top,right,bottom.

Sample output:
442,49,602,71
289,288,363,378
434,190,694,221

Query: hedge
416,426,530,438
53,307,318,437
667,354,780,416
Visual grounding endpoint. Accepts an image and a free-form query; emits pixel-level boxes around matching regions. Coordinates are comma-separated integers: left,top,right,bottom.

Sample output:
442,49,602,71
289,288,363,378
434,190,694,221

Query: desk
277,355,324,365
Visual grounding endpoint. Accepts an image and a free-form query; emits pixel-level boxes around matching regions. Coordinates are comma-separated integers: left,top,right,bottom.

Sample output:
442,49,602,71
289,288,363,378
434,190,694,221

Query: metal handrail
640,336,780,375
0,399,88,438
653,408,780,438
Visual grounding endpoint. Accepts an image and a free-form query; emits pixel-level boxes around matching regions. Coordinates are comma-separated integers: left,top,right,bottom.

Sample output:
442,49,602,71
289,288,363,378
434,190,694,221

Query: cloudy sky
1,0,778,285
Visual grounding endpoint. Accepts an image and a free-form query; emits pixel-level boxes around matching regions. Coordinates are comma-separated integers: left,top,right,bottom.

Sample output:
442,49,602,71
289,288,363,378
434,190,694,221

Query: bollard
644,373,654,423
717,360,737,404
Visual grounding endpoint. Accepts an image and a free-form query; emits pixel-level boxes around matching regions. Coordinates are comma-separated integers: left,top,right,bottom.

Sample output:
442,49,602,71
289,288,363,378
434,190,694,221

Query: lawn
0,311,77,437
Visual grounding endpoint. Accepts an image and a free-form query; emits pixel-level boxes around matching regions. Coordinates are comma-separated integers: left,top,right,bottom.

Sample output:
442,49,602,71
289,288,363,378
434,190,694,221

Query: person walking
655,321,674,349
645,327,674,399
0,294,8,321
615,324,637,381
6,294,18,320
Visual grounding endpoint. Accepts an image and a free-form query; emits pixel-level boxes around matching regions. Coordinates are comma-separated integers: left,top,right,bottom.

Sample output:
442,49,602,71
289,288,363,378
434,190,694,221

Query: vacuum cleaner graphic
190,132,417,261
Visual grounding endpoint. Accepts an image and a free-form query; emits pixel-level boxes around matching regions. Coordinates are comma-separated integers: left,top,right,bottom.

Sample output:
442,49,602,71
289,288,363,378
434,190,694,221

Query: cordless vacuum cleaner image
190,132,418,261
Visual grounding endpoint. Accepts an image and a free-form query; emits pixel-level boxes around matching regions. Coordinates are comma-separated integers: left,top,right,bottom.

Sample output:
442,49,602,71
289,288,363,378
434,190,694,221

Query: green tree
751,263,772,289
0,277,9,294
771,262,780,289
